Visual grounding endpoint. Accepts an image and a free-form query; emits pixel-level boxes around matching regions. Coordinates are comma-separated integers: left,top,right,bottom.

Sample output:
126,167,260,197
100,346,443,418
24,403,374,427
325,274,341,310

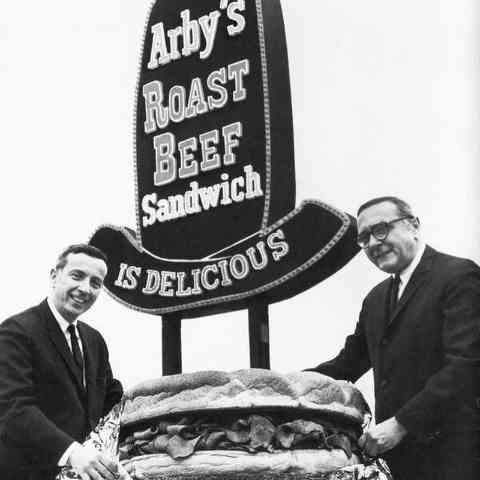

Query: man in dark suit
307,196,480,480
0,244,125,480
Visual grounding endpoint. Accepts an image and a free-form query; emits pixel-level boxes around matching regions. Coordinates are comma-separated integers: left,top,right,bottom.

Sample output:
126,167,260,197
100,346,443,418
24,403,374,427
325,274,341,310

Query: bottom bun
123,449,360,479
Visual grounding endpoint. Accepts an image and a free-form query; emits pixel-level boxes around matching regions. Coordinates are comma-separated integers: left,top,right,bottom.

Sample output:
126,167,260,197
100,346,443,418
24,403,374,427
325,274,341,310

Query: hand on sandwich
358,416,407,457
69,444,132,480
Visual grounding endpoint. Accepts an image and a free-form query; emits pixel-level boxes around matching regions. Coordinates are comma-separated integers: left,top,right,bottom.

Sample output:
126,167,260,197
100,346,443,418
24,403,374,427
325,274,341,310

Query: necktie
67,324,84,381
389,275,401,318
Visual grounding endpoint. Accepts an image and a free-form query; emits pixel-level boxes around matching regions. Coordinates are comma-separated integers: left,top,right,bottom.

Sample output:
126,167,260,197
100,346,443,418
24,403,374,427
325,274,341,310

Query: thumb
99,453,119,474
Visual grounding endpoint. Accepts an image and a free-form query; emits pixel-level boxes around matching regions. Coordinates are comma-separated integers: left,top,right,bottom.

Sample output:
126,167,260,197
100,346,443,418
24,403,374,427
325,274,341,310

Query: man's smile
371,247,394,262
69,294,89,306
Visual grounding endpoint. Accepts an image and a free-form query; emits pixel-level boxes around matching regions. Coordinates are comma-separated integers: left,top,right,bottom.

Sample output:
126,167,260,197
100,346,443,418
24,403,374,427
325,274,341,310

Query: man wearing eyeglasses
307,196,480,480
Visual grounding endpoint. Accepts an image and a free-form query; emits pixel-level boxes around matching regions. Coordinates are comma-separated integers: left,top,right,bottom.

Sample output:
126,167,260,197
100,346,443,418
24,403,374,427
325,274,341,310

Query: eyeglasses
357,216,413,248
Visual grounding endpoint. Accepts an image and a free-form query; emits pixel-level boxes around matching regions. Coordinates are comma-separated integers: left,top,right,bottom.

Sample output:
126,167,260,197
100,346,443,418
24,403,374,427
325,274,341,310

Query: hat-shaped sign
90,0,360,318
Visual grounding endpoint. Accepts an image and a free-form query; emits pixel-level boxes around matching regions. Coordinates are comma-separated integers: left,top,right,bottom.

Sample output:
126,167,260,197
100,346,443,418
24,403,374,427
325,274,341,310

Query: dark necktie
67,324,84,381
389,274,401,318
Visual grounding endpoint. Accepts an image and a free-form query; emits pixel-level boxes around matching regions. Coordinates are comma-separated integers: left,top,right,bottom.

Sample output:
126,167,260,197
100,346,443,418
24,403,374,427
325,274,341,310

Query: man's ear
50,268,57,283
409,216,420,239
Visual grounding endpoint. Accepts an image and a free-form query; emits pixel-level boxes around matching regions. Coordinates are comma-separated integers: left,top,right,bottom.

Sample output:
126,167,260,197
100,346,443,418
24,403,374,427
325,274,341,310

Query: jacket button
380,379,388,389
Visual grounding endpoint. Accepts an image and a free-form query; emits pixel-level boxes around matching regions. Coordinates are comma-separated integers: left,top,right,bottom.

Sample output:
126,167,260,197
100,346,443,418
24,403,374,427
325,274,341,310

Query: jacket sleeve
305,301,371,382
101,340,123,417
0,318,73,467
395,264,480,435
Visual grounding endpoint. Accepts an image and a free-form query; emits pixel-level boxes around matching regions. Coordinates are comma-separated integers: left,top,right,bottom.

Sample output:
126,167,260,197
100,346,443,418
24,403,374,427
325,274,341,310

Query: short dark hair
55,244,108,270
357,196,414,218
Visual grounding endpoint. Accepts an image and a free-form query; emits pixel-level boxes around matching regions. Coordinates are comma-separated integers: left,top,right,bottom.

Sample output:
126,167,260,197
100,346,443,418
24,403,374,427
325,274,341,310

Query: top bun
122,369,369,427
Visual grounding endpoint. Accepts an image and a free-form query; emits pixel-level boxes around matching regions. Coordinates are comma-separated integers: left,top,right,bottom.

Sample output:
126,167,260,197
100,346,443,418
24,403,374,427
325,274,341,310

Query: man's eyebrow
70,269,85,275
358,221,384,234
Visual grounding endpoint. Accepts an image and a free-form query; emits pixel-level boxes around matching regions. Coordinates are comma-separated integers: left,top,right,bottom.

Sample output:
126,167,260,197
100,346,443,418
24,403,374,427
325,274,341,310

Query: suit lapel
42,301,86,395
385,245,436,331
375,279,393,342
77,322,97,414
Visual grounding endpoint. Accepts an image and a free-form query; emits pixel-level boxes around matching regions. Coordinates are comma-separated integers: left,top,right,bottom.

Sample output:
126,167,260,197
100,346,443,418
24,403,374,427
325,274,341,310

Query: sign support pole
162,313,182,375
248,299,270,369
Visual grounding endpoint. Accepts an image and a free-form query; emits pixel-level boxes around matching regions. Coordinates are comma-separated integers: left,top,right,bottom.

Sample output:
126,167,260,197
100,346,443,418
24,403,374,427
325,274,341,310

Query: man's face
357,201,419,274
50,252,107,322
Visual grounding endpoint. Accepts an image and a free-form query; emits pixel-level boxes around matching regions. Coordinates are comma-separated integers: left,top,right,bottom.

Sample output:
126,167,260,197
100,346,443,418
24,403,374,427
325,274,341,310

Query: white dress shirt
46,298,83,466
395,242,426,300
47,298,85,360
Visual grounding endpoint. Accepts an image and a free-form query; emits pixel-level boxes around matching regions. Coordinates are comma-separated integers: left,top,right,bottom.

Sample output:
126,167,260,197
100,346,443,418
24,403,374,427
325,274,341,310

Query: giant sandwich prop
58,370,391,480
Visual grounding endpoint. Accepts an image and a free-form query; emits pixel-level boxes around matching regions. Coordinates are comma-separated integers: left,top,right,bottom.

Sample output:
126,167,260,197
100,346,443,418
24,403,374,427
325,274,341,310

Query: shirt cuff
58,441,81,466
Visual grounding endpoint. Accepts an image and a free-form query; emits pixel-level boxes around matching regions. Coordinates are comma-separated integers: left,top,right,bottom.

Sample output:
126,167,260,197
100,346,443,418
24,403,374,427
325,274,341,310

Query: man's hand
358,417,407,457
68,444,128,480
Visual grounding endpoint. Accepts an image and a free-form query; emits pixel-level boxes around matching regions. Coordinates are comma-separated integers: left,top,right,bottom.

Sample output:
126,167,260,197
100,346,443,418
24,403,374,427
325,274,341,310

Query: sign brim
90,200,359,319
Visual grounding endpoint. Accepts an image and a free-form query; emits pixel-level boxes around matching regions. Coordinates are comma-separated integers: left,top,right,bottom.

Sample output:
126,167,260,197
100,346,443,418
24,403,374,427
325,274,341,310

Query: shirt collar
397,241,426,287
47,297,78,334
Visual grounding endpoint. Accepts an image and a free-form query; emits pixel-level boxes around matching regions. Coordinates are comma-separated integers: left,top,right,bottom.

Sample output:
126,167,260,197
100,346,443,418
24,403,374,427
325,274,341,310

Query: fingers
98,454,120,478
78,467,102,480
117,464,133,480
359,418,407,458
123,463,137,480
365,438,380,457
359,431,380,457
94,457,117,480
87,468,103,480
358,433,366,448
70,445,121,480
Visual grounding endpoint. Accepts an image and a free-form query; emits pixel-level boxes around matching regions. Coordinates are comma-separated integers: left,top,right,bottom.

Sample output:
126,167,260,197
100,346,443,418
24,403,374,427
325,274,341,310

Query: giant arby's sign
90,0,360,318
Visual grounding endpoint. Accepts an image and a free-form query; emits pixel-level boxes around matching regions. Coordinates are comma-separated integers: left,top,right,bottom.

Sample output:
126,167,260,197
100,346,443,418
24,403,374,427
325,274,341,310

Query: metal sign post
248,300,270,369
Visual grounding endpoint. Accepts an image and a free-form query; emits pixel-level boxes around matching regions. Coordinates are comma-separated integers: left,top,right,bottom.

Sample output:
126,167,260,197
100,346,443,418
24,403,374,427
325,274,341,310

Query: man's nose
77,278,92,293
367,233,382,249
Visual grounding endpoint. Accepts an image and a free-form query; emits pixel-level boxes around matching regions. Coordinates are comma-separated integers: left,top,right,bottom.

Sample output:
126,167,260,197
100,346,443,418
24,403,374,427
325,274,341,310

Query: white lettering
267,229,289,261
153,132,176,186
199,129,220,171
143,269,161,294
142,61,249,134
159,271,176,297
148,23,170,69
201,264,220,290
226,0,246,36
230,254,250,279
228,59,249,102
141,164,263,225
143,81,168,133
198,11,221,59
222,122,242,165
147,8,225,68
181,9,200,57
178,137,198,179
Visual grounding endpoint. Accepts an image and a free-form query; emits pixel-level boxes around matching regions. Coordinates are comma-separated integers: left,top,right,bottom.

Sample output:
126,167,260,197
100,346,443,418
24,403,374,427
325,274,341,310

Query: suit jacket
309,245,480,440
0,299,123,479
